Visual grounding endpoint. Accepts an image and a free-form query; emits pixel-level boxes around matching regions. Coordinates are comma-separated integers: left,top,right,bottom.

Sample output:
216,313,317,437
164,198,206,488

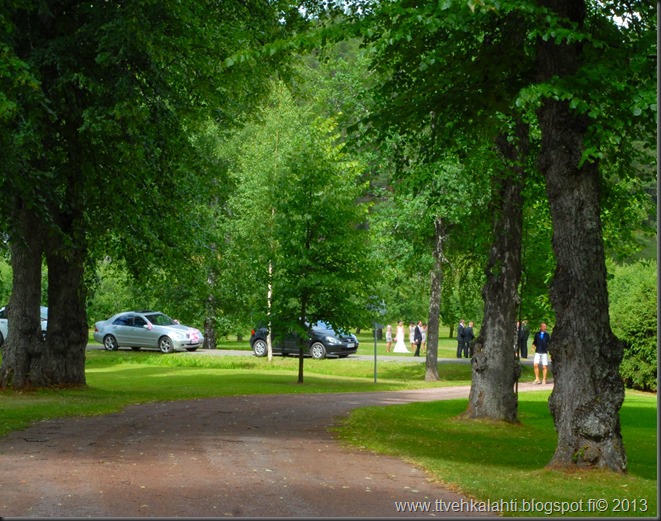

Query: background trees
217,83,375,382
608,259,657,392
0,0,655,476
0,0,302,389
336,0,655,469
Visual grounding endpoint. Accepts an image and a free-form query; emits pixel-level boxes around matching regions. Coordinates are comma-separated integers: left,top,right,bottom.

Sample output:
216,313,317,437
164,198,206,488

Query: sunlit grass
333,390,657,517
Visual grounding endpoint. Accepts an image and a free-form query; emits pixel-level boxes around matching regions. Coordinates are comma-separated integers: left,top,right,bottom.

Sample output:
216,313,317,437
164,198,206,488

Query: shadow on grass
337,395,657,482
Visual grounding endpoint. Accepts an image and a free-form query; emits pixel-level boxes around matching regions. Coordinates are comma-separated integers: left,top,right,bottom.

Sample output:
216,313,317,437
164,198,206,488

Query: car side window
113,315,130,326
133,316,147,328
0,308,6,319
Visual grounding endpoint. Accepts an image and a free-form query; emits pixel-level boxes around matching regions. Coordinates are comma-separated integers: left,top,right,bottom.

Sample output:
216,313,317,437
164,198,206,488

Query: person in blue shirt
532,322,551,384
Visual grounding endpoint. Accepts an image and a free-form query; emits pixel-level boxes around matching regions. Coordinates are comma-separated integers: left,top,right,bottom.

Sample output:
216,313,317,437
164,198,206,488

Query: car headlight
324,336,342,345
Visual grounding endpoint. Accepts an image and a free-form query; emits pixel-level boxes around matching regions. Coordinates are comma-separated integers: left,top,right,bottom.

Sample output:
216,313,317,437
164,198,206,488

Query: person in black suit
456,319,467,358
466,321,476,357
532,322,551,384
517,320,530,358
413,321,423,357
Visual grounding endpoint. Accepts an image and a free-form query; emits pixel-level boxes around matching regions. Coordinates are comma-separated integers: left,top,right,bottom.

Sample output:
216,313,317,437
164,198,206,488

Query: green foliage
85,261,135,325
0,1,304,358
519,176,556,326
440,260,485,336
220,83,377,343
608,259,657,391
0,258,11,305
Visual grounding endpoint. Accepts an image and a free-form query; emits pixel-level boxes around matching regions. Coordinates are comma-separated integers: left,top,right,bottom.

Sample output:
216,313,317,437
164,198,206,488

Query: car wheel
159,336,175,354
186,347,198,352
103,335,119,351
252,339,267,357
310,342,327,360
131,347,141,351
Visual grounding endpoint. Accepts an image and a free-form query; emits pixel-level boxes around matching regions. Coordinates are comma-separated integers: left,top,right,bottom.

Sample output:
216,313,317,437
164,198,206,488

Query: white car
93,310,204,353
0,305,48,346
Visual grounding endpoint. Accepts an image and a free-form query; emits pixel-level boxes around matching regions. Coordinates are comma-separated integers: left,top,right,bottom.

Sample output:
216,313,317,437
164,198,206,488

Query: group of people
384,317,551,384
385,321,427,357
456,319,476,358
456,317,551,385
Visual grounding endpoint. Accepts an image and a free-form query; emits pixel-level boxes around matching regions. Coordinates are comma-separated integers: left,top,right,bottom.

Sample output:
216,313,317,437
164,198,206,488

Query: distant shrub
608,260,657,392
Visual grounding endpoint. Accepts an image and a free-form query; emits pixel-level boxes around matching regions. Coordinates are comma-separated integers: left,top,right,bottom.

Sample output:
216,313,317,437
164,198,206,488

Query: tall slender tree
220,84,375,383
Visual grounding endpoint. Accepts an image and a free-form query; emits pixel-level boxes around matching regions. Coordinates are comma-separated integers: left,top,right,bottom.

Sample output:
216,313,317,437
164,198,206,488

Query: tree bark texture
2,183,89,388
203,318,217,350
41,214,88,387
204,270,217,350
465,126,527,423
0,204,45,390
536,0,626,472
424,217,445,381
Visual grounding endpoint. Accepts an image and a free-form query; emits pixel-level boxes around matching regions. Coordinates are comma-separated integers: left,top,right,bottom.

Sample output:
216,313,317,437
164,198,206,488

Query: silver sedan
93,311,204,353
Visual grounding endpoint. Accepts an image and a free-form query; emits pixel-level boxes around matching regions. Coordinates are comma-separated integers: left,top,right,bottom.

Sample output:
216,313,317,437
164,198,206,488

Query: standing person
456,319,467,358
409,322,416,352
466,321,476,357
421,323,428,354
413,320,423,357
532,322,551,384
517,320,530,358
393,321,410,353
385,324,393,353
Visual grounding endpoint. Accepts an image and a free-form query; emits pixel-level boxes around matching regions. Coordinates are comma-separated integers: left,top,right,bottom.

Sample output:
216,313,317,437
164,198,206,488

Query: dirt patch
0,384,547,517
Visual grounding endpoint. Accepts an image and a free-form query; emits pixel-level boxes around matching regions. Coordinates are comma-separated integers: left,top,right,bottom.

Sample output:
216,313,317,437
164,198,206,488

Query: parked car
93,311,204,353
0,305,48,346
250,321,359,359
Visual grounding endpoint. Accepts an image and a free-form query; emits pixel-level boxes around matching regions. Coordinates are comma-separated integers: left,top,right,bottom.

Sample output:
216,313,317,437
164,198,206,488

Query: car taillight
251,329,255,335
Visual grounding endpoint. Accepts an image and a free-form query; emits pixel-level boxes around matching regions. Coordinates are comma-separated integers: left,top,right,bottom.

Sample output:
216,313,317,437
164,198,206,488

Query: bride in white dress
393,321,410,353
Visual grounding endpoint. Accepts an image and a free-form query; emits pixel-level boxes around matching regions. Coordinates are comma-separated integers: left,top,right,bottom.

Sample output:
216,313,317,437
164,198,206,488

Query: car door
110,314,134,345
134,314,159,348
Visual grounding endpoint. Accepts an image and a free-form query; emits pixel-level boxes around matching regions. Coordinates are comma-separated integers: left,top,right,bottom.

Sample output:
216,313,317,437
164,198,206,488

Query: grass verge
333,390,657,517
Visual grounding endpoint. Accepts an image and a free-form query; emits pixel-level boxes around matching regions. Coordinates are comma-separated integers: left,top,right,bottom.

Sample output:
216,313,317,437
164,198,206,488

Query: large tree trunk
424,216,446,381
536,0,626,472
465,126,527,423
0,204,45,390
5,168,89,388
40,221,88,387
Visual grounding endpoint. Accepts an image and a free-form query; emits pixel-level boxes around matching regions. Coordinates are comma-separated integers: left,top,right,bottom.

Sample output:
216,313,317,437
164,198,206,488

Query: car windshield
312,321,337,334
144,313,176,326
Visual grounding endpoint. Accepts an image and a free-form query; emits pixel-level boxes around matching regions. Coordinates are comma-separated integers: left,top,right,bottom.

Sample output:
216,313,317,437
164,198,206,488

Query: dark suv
250,321,359,359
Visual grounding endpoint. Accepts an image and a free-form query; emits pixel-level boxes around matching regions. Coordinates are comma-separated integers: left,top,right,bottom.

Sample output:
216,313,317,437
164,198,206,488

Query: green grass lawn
1,349,655,517
334,391,657,517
